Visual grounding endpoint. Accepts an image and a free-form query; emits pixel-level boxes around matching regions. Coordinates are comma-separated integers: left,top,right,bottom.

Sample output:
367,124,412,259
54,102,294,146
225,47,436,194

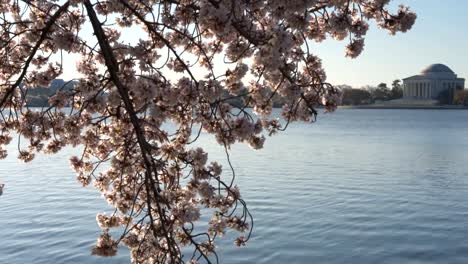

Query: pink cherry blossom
0,0,415,263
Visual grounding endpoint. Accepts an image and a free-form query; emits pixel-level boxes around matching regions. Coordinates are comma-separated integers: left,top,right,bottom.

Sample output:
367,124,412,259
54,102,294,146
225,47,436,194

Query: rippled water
2,109,468,264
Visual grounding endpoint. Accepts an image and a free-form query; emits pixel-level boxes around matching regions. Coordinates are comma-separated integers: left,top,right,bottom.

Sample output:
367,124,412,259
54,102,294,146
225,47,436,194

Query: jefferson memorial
403,64,465,100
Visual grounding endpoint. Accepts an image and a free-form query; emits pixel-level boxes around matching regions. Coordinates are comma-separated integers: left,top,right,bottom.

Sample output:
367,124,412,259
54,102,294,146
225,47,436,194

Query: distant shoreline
338,105,468,110
24,105,468,110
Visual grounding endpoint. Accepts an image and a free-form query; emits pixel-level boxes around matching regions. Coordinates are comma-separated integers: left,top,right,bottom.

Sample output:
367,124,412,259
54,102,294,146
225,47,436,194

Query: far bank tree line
25,79,468,107
27,79,405,107
337,80,403,105
339,80,468,105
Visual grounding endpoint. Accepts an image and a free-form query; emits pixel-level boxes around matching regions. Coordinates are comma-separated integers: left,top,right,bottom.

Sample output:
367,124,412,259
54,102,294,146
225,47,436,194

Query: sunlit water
2,109,468,264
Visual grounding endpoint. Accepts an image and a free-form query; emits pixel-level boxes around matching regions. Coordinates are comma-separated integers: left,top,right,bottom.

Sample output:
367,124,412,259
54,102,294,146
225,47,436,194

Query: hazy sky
60,1,468,88
315,0,468,87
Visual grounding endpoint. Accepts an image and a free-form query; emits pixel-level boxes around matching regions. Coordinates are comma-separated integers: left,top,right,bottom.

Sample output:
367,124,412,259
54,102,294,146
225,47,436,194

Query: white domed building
402,64,465,101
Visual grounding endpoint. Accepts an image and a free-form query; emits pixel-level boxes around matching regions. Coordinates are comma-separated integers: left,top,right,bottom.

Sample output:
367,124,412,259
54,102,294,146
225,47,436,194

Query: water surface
2,109,468,263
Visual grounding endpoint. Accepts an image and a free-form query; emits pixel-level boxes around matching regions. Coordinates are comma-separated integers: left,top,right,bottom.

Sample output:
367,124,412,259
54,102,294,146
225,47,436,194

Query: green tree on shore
391,80,403,99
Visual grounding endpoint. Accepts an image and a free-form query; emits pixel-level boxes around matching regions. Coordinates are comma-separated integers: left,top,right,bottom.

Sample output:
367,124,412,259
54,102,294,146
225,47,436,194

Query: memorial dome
421,64,454,75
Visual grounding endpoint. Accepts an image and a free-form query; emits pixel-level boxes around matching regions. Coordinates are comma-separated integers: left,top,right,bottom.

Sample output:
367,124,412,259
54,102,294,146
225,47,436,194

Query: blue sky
313,0,468,87
60,1,468,88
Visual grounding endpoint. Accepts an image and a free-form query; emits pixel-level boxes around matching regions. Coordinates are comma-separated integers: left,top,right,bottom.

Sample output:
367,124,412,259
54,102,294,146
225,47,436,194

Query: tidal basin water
2,109,468,264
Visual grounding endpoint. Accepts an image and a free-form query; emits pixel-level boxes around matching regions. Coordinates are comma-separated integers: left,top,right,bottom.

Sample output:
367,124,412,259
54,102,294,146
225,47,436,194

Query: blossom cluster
0,0,415,263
